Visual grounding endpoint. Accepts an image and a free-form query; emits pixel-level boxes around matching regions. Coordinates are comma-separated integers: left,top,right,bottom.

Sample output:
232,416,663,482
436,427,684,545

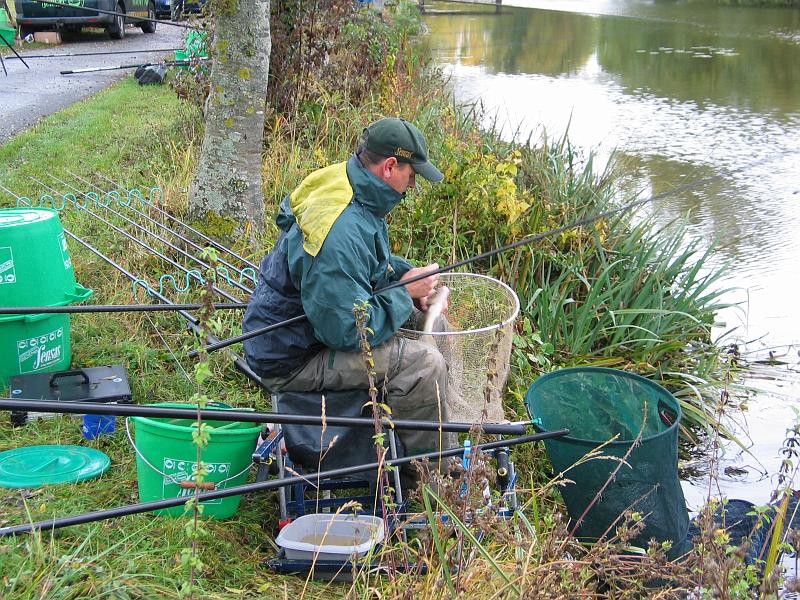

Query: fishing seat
274,389,380,472
262,389,405,522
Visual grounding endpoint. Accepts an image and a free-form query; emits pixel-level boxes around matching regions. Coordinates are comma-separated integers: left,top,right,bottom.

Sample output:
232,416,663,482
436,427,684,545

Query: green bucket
0,208,93,307
0,312,71,386
130,403,261,519
0,27,13,45
0,8,12,42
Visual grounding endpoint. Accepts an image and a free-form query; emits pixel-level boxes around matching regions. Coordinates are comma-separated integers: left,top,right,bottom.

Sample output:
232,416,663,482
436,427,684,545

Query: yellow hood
289,161,353,257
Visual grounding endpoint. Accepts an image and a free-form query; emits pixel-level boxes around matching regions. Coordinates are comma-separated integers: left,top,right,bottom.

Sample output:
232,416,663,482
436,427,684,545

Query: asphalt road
0,24,184,143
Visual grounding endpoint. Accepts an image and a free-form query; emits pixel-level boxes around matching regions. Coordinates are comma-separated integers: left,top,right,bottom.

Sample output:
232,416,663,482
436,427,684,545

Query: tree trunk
188,0,271,243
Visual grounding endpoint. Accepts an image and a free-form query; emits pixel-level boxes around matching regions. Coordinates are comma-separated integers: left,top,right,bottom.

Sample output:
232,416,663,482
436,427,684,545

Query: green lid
0,208,57,229
0,445,111,488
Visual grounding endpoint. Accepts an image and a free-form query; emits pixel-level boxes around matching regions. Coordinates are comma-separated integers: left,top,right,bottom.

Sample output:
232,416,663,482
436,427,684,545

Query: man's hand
400,263,440,311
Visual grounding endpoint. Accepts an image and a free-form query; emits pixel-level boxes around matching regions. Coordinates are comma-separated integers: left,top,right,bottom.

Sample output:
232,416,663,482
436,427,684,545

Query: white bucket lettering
33,344,62,370
17,326,65,373
58,233,72,270
0,247,16,284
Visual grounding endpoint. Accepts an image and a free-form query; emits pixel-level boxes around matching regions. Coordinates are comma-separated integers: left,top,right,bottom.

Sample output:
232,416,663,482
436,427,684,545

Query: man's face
385,161,417,194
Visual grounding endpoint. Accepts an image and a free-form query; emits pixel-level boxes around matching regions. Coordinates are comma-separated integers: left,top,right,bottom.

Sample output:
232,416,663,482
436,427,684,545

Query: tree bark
188,0,271,242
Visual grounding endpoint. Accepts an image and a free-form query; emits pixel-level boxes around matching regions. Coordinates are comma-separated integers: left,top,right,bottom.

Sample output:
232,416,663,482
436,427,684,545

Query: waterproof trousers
260,334,458,459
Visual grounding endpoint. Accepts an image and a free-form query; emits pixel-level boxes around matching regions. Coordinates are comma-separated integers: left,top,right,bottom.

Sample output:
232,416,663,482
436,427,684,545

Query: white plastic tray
276,513,385,561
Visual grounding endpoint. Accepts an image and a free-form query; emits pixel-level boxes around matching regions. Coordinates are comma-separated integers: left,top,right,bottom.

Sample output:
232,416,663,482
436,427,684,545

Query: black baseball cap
364,117,444,183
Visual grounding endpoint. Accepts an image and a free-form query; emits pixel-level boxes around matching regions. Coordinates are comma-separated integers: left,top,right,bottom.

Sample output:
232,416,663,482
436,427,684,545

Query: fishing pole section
60,58,207,76
0,178,268,392
0,399,532,435
0,430,567,537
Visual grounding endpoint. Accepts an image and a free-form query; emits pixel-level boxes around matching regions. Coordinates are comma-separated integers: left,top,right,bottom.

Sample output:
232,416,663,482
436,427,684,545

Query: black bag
134,64,167,85
276,389,385,472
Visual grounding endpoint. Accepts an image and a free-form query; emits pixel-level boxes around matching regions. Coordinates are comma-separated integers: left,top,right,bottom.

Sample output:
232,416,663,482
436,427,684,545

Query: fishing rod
1,183,265,387
88,171,258,270
29,179,245,302
61,227,268,387
190,173,721,358
60,58,205,75
0,302,248,315
0,399,531,435
0,431,566,537
48,174,255,283
33,0,201,30
4,47,184,60
39,175,255,294
1,184,265,390
58,232,194,324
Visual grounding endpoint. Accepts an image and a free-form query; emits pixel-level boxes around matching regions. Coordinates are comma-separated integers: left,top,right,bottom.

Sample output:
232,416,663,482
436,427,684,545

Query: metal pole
0,431,566,537
0,27,28,69
30,180,244,303
0,303,248,315
60,59,201,75
62,229,268,389
49,174,254,284
63,230,198,324
88,171,257,270
4,48,184,60
0,399,532,435
38,176,253,294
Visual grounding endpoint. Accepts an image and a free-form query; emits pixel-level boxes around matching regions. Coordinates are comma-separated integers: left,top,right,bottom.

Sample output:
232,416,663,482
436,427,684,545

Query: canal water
424,0,800,509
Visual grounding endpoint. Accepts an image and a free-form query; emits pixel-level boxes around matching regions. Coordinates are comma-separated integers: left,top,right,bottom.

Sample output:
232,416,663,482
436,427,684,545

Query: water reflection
426,0,800,535
427,5,800,114
426,3,800,345
598,18,800,115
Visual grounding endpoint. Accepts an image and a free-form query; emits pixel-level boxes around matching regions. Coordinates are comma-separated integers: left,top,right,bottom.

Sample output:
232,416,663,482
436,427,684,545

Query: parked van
14,0,156,39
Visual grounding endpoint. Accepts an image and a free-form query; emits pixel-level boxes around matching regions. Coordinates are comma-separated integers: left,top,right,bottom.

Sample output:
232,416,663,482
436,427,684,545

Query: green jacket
243,155,414,374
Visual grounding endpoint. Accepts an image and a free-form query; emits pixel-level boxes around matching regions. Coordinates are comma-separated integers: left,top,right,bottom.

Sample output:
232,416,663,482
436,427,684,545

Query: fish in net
399,273,519,424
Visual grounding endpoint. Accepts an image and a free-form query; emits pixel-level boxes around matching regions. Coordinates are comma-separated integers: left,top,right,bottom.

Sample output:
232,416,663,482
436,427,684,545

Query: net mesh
398,273,519,424
525,367,691,557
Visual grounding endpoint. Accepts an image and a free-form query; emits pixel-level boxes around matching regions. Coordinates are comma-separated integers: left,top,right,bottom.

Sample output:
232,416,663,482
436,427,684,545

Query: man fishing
243,117,455,468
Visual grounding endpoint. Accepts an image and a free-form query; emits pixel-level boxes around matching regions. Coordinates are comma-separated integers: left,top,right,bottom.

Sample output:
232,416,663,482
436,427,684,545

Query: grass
0,77,301,599
0,78,201,199
0,2,793,596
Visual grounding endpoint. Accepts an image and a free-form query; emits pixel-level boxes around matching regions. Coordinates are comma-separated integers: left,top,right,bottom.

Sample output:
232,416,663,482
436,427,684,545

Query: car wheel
141,2,157,33
107,2,125,39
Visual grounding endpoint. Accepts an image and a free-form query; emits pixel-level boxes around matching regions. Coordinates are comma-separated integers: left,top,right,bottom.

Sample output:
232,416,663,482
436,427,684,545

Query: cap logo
395,147,413,159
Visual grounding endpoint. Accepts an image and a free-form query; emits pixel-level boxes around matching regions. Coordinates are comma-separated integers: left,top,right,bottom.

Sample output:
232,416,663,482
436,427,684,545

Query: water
424,0,800,509
298,532,366,546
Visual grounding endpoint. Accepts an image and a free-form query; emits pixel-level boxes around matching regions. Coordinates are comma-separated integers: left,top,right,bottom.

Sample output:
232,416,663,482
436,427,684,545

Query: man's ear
382,156,398,179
